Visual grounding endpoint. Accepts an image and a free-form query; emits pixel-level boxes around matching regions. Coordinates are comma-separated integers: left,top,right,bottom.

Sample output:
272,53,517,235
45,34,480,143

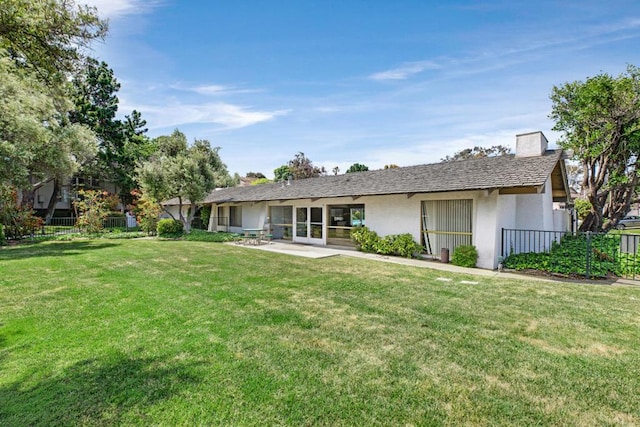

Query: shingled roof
165,149,567,205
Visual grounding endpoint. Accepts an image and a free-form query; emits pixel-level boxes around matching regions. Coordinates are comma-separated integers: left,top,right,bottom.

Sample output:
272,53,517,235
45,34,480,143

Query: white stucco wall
163,204,187,220
207,192,499,269
553,209,570,231
243,202,268,230
200,183,564,270
474,191,500,269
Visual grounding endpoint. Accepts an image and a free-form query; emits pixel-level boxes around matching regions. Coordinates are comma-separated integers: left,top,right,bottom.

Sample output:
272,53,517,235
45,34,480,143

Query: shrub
0,223,4,245
74,190,109,233
390,233,423,258
135,195,162,235
451,245,478,268
199,205,211,226
0,185,44,239
351,227,422,258
184,230,238,242
157,219,184,237
503,233,623,277
351,227,379,253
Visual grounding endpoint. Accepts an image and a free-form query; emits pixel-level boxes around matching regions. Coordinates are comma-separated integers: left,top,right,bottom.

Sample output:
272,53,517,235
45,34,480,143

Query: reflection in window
229,205,242,227
327,204,365,244
269,206,293,240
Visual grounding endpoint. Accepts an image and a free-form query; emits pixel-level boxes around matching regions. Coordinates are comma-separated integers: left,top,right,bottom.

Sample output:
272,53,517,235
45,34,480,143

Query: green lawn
1,239,639,426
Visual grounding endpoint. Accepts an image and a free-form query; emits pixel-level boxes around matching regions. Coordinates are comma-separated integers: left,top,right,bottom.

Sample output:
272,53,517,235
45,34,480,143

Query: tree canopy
136,130,233,232
273,153,326,181
0,0,107,85
0,56,96,189
273,165,291,182
0,0,106,202
346,163,369,173
550,65,640,231
441,145,511,162
70,58,154,205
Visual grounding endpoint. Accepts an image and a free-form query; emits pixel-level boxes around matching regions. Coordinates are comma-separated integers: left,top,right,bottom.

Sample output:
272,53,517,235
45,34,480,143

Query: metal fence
501,228,640,279
5,215,215,241
6,216,140,241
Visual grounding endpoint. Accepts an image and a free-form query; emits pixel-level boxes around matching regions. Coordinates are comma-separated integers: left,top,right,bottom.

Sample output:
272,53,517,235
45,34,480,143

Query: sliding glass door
294,206,324,244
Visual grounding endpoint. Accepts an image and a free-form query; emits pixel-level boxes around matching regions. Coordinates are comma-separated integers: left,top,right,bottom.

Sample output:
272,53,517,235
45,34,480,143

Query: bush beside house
451,245,478,268
351,227,422,258
157,219,184,238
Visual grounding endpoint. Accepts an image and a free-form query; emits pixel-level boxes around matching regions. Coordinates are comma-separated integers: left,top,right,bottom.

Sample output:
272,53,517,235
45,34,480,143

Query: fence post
585,231,592,279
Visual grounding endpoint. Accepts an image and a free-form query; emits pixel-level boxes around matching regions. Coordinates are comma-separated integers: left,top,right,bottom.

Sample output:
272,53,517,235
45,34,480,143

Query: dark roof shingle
167,150,564,205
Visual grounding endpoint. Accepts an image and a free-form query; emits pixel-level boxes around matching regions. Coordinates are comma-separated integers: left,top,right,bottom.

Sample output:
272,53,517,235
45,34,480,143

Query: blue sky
84,0,640,178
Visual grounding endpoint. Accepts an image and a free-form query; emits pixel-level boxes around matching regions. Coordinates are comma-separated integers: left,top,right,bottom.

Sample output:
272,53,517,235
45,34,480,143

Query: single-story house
165,131,571,269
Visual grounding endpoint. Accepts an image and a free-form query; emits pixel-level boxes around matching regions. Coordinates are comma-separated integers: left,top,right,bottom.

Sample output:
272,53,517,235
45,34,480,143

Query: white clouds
123,100,289,131
369,61,441,81
170,84,263,96
81,0,162,19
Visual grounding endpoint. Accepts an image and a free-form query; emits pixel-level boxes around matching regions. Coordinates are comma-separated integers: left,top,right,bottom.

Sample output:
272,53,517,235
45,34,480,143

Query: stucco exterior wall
200,184,562,270
474,191,500,269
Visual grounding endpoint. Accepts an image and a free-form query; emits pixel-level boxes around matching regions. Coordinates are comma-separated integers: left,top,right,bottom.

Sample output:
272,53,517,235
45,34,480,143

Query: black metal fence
501,228,640,279
5,215,216,241
6,216,139,241
190,216,208,231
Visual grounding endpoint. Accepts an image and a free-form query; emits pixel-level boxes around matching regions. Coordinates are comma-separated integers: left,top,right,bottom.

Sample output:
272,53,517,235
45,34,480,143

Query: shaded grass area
1,240,639,425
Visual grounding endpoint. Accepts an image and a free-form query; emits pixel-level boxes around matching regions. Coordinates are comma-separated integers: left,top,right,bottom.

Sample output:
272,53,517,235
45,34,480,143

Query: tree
346,163,369,173
273,165,291,182
136,130,233,233
70,58,154,206
565,161,584,196
0,57,96,190
0,0,107,86
550,65,640,231
287,152,326,179
246,172,266,179
250,178,272,185
384,164,399,169
573,198,592,221
332,166,340,176
0,0,105,219
441,145,511,162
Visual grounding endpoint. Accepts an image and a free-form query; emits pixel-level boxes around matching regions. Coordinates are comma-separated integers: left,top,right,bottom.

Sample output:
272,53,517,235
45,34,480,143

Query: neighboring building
165,132,570,269
32,175,120,217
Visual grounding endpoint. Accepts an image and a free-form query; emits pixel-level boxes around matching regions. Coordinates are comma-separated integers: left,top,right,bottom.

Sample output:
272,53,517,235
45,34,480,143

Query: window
217,206,226,226
229,205,242,227
327,204,365,244
269,206,293,240
421,200,472,256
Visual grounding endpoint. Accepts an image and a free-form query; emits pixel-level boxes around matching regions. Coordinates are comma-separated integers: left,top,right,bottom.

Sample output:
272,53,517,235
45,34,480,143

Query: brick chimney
515,131,548,157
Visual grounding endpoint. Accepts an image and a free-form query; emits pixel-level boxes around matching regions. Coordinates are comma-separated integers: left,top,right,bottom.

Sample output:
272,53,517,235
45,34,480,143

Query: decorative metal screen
421,200,472,256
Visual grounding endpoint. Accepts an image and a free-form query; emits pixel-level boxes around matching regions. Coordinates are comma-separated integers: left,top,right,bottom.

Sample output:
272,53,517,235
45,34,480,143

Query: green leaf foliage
0,0,107,85
0,57,97,188
451,245,478,268
346,163,369,173
351,226,422,258
573,198,592,220
550,65,640,231
157,219,184,238
136,130,233,233
503,233,633,278
273,165,291,182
